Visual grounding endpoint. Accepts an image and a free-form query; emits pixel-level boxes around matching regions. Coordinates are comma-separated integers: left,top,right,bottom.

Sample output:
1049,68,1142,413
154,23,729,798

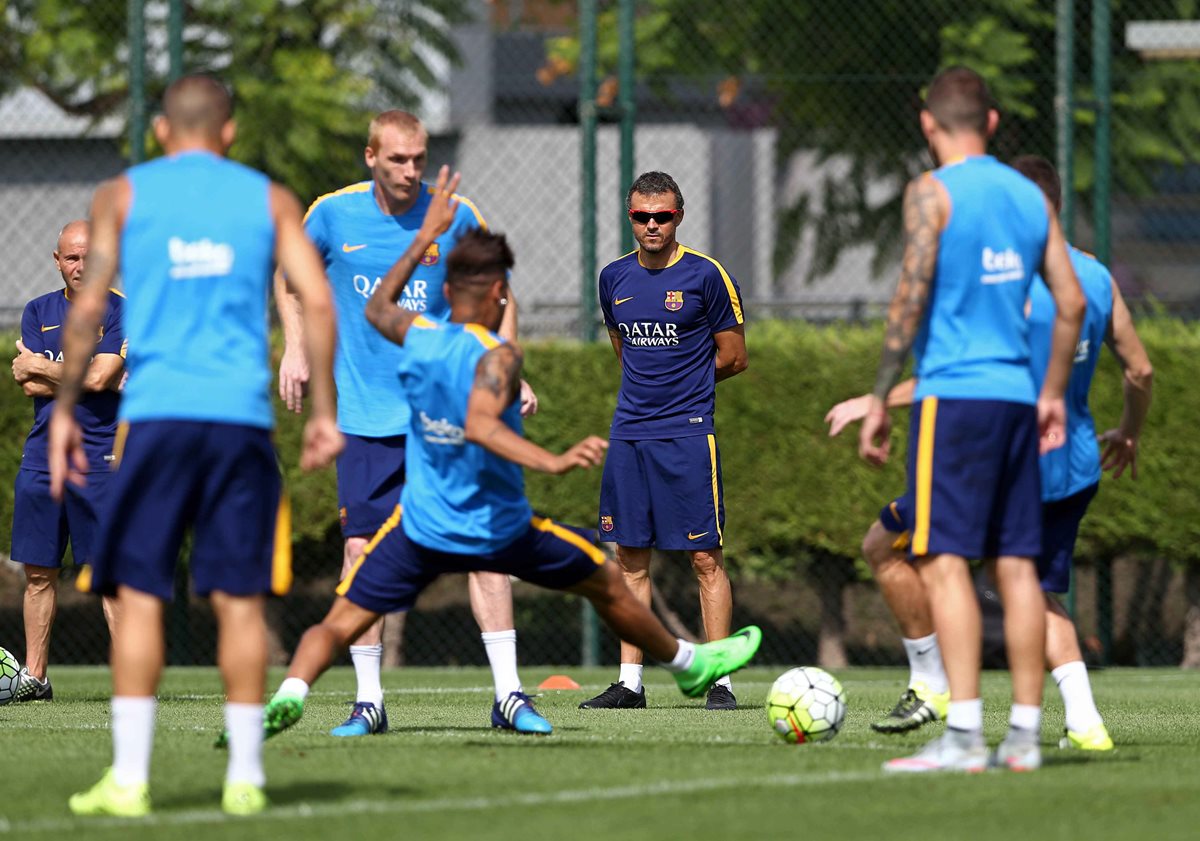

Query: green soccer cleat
222,781,267,816
870,681,950,734
674,626,762,698
1060,723,1114,751
68,769,151,817
264,692,305,739
215,692,305,749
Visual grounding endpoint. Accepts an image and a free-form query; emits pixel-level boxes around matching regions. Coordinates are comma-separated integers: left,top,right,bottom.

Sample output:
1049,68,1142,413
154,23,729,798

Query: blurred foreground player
49,75,342,817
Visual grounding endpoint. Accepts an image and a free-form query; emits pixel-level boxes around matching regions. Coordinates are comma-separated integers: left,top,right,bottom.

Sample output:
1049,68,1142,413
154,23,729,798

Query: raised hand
1098,428,1138,479
552,435,608,474
419,165,462,241
825,394,870,437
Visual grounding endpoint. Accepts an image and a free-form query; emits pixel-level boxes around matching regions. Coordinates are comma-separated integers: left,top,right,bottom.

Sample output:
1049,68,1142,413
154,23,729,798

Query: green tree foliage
0,0,473,201
546,0,1200,282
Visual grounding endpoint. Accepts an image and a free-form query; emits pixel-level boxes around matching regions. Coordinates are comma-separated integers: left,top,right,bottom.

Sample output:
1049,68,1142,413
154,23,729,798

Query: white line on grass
0,769,882,834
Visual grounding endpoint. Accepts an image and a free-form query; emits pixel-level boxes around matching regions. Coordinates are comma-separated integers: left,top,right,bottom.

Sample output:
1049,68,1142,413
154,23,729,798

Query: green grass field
1,666,1197,840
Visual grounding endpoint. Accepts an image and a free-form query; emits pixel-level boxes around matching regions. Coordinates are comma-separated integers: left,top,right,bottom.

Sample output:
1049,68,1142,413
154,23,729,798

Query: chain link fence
1,1,1197,671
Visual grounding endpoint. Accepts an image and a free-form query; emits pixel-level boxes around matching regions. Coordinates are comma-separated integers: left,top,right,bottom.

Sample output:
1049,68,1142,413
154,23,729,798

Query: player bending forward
249,169,762,740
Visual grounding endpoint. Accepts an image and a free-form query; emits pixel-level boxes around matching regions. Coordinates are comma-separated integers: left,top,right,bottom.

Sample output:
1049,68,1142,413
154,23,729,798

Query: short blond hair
368,110,427,151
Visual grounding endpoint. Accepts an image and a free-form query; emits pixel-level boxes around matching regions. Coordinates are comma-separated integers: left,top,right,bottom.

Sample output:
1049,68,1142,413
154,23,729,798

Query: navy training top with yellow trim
598,245,744,440
913,156,1050,405
396,317,532,554
20,288,125,472
303,181,486,437
119,151,276,428
1028,246,1114,502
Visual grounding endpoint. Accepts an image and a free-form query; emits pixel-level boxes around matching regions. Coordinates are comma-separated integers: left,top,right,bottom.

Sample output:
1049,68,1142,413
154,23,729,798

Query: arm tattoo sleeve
473,345,523,405
872,176,940,401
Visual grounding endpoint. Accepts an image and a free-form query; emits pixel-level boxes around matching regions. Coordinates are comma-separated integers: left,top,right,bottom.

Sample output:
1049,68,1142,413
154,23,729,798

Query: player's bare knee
689,550,725,579
342,537,369,576
24,566,58,593
861,522,897,574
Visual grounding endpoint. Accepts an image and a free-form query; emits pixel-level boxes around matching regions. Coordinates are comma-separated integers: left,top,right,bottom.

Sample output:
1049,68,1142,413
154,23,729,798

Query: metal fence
1,1,1197,671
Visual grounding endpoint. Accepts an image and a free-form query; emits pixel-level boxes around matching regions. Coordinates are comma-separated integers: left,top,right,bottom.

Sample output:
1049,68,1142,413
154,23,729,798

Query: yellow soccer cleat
222,781,268,816
68,768,151,817
1061,723,1114,751
871,681,950,734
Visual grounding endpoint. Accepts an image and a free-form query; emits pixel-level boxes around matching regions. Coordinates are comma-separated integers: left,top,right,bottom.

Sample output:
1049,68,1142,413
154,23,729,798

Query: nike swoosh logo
916,647,935,656
688,531,709,540
613,296,634,305
40,324,60,332
342,243,367,253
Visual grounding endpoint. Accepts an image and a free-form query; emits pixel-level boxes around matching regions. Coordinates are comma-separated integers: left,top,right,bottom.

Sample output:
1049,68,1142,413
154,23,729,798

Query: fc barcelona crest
420,243,440,266
664,290,684,312
600,515,614,532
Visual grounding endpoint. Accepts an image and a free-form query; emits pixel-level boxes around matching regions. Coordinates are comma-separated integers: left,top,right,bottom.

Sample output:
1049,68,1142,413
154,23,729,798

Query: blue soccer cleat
330,701,389,737
491,691,553,734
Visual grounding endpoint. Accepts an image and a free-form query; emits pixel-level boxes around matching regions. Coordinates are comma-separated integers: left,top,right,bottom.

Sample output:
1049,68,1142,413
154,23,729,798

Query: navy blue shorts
880,483,1096,593
11,467,113,568
598,435,724,551
338,506,606,614
336,434,406,538
85,421,290,600
1038,483,1099,594
903,398,1041,560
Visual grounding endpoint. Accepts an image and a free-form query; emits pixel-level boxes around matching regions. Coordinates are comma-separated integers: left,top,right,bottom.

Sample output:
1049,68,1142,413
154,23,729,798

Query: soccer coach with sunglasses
580,171,749,712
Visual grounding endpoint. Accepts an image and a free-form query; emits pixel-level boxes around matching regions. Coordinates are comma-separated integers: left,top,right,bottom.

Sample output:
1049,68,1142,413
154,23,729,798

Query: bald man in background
10,220,125,702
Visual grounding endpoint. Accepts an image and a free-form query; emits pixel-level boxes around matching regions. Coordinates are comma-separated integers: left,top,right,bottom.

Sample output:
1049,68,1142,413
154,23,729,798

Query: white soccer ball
0,647,20,705
765,666,847,744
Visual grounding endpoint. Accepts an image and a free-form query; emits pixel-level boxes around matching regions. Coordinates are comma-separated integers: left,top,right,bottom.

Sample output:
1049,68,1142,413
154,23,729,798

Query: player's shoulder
1068,245,1113,293
600,249,640,277
426,183,487,230
678,245,734,281
106,287,127,304
25,288,65,314
303,181,373,222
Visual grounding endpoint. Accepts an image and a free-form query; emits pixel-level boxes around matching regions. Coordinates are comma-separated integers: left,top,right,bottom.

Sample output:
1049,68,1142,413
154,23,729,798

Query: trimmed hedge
2,320,1195,573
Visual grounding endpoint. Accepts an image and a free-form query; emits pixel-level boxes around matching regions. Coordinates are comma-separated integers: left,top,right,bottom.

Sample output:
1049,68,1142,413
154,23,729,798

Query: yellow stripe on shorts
530,516,606,565
271,490,294,596
707,434,724,547
112,421,130,468
337,505,402,596
912,397,938,556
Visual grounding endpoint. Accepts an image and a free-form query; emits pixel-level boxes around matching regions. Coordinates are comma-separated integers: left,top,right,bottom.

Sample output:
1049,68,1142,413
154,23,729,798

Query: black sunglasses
629,209,680,225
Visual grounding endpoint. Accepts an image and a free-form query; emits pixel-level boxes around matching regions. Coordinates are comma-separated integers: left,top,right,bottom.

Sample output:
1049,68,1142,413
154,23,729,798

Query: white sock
224,703,266,786
1052,660,1103,733
481,630,522,701
111,696,156,787
946,698,983,732
714,674,733,690
1009,703,1042,733
902,633,948,694
618,663,645,691
277,677,310,701
665,639,696,673
349,643,384,707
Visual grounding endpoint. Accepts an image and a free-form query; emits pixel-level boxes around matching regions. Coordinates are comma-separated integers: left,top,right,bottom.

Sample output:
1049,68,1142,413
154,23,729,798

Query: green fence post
169,0,184,81
617,0,636,254
579,0,601,667
127,0,147,165
1092,0,1112,664
1056,0,1076,241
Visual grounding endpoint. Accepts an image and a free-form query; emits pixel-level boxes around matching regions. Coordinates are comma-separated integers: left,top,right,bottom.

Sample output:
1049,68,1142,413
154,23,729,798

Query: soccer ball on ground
765,666,847,744
0,647,20,705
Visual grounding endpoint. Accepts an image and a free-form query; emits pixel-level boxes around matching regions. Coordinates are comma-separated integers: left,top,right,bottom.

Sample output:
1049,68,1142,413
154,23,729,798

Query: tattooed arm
859,173,946,465
464,344,607,474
